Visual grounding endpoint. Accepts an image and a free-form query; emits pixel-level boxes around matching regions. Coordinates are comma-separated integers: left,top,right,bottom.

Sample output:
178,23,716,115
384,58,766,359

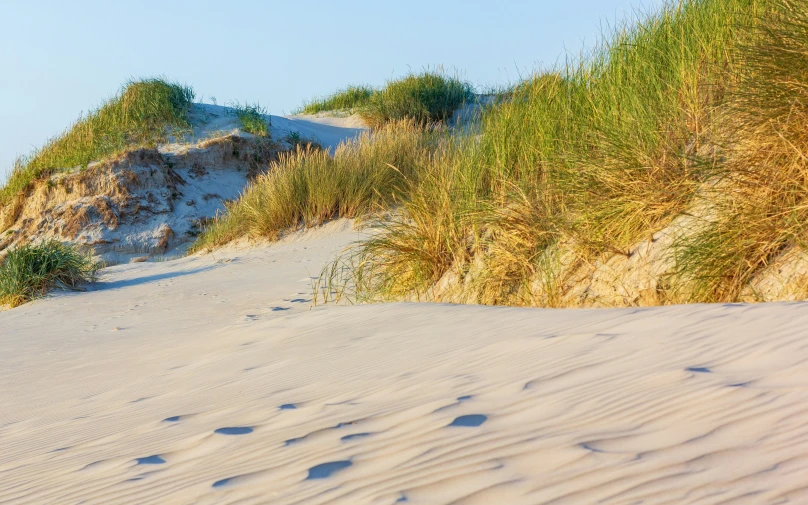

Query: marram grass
360,72,474,128
296,72,473,128
195,0,808,307
673,0,808,302
0,241,99,307
191,120,442,252
232,102,269,137
298,85,375,115
334,0,760,304
1,78,194,208
328,0,771,306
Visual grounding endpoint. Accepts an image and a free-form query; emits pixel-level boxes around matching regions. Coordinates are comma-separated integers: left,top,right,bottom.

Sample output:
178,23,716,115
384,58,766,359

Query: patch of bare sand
1,220,808,504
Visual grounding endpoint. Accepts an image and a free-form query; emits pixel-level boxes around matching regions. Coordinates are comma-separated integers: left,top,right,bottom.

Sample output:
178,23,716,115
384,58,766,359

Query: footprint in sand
212,462,352,489
135,455,166,465
285,436,306,446
728,381,751,387
306,460,353,480
580,443,606,453
212,477,233,488
341,432,372,442
214,427,253,435
448,414,488,427
686,366,712,373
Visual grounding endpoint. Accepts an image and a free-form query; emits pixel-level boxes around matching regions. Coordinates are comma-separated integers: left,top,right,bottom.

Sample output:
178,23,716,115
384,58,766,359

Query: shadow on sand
97,266,216,291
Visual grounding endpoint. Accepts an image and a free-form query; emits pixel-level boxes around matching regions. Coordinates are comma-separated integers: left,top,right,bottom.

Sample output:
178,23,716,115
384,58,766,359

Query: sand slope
2,221,808,504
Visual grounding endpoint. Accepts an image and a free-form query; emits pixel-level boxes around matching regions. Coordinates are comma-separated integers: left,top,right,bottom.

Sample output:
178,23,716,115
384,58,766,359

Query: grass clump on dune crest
0,241,99,308
298,85,375,115
232,102,269,137
360,72,474,128
296,72,473,127
1,78,194,208
191,120,442,251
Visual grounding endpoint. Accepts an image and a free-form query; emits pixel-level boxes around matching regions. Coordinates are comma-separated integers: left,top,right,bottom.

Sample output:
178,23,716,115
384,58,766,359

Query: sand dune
0,105,367,264
2,220,808,504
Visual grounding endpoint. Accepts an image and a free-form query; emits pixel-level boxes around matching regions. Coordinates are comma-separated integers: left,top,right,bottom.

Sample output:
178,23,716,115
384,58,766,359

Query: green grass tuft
298,86,375,115
232,102,270,136
360,72,474,128
1,78,194,208
0,241,100,307
296,73,473,128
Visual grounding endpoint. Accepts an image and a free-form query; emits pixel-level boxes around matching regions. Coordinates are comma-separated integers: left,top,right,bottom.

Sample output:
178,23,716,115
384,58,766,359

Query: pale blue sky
0,0,662,177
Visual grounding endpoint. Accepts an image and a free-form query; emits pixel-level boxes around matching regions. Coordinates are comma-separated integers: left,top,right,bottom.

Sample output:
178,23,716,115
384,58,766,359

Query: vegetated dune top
1,219,807,504
0,104,368,264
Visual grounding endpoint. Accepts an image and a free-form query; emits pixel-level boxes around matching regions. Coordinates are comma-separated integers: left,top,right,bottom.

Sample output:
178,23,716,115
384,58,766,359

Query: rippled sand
2,220,807,504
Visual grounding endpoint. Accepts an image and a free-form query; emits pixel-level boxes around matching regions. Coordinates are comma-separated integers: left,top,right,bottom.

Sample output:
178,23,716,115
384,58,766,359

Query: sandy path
2,220,808,504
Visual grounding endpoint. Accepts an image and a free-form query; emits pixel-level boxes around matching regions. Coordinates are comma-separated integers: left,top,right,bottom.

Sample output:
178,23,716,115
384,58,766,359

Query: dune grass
360,72,474,128
191,120,442,251
337,0,767,305
0,241,99,307
298,86,375,115
674,0,808,301
296,72,473,128
1,78,194,208
197,0,804,307
232,102,269,136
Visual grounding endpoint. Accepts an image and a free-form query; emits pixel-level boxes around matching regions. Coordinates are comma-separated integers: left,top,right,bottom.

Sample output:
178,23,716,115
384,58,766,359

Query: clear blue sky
0,0,662,177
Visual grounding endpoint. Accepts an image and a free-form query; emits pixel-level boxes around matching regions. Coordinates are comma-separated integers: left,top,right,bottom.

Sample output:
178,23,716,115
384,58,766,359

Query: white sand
2,220,808,504
184,104,367,152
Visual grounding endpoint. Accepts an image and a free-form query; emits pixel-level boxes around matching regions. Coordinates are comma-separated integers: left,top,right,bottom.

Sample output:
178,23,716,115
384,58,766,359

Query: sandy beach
2,220,808,504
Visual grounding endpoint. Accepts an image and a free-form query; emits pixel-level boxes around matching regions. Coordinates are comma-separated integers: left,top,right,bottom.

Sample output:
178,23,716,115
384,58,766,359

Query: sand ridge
2,221,808,504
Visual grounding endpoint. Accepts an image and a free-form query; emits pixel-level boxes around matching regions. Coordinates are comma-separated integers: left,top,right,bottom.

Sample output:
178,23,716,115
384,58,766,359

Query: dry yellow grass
192,120,442,251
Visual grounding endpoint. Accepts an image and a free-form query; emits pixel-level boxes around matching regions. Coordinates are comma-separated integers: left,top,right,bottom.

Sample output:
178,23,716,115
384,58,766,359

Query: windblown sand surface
2,220,808,504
